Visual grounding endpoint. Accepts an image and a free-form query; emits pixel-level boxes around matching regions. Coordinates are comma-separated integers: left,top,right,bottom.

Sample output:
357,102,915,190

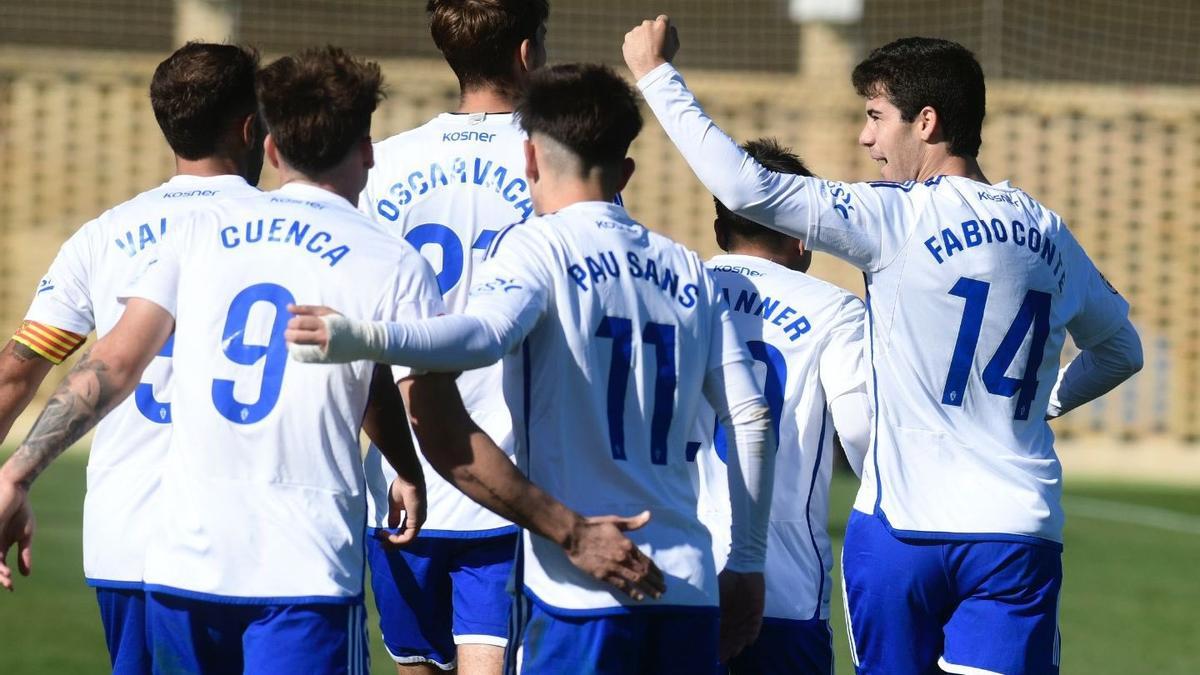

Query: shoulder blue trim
484,220,526,260
923,175,945,187
867,180,917,192
143,584,364,606
86,577,145,591
874,509,1064,551
368,525,518,540
523,588,719,618
613,192,624,206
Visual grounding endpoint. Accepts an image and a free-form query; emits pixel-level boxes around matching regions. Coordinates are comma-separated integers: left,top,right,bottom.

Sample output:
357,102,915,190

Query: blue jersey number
596,316,677,465
942,276,1052,420
405,223,499,296
135,334,174,424
712,340,787,463
212,283,295,424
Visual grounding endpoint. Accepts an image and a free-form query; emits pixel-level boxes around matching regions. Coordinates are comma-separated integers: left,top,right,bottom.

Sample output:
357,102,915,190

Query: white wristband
288,315,388,364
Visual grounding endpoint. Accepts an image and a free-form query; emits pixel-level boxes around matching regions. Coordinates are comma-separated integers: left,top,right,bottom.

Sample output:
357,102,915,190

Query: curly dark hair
428,0,548,94
256,46,385,174
150,42,259,160
852,37,986,158
516,63,642,172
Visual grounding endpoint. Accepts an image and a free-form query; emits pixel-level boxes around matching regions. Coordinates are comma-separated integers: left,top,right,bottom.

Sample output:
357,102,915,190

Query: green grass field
1,452,1198,674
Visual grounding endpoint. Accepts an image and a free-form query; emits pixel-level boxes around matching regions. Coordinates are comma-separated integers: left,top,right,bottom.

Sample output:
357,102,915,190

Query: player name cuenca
219,217,351,267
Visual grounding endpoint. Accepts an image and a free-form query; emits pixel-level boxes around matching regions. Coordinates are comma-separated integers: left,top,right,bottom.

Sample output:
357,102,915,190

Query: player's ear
916,105,939,143
524,139,539,183
360,136,375,170
264,134,282,170
714,218,729,252
616,157,636,192
240,113,257,147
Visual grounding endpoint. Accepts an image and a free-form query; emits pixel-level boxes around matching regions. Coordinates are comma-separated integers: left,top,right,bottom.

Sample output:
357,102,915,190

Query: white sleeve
1066,258,1132,350
637,63,914,271
23,226,96,335
1046,320,1142,419
356,225,551,371
819,295,871,476
703,294,775,573
374,252,448,382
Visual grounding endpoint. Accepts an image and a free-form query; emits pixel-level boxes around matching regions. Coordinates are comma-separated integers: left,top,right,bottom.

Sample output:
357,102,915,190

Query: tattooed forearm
7,352,124,487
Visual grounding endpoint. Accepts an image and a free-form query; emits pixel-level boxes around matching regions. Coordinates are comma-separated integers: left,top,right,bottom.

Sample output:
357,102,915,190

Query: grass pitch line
1064,496,1200,536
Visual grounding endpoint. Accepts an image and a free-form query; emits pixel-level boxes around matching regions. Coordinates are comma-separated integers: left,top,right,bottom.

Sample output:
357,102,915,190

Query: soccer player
624,18,1144,674
357,2,547,672
0,46,438,674
692,137,871,675
0,42,263,673
287,62,777,673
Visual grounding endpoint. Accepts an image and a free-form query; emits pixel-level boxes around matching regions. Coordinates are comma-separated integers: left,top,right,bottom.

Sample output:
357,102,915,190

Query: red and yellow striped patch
12,320,86,364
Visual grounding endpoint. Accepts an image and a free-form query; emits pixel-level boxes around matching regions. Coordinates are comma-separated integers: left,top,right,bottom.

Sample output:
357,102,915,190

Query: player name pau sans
568,250,701,310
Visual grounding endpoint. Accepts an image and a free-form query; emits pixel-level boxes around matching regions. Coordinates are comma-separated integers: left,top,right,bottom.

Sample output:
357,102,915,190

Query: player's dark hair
150,42,259,160
851,37,986,158
516,63,642,174
715,138,812,249
428,0,548,94
255,46,385,175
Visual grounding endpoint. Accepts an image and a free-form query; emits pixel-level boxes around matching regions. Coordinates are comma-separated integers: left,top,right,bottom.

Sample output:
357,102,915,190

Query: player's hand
0,479,35,592
717,569,765,662
286,304,338,357
623,15,680,81
564,510,666,601
376,476,426,549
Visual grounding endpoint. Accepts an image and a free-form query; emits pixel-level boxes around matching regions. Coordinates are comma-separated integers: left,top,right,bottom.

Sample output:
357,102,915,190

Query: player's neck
533,180,614,215
919,152,989,184
174,155,242,179
457,86,517,114
726,245,803,271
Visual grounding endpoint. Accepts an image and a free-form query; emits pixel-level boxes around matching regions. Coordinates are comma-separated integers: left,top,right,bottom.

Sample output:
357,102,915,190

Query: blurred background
0,1,1197,673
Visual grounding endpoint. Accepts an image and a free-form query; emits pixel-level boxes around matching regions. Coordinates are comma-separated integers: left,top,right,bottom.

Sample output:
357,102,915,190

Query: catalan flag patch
13,321,87,365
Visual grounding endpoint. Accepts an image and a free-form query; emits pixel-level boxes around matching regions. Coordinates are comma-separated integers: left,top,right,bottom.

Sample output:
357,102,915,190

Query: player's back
360,113,530,534
24,174,257,587
693,255,864,622
850,175,1129,544
137,183,440,602
485,201,722,612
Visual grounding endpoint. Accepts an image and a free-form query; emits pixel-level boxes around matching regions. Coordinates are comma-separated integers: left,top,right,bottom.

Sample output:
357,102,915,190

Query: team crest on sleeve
36,276,55,295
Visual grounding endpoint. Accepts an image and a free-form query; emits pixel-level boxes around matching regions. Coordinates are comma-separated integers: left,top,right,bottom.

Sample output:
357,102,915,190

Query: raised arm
401,373,666,602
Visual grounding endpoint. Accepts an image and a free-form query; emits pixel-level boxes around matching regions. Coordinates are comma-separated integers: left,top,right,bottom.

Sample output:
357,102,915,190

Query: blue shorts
96,587,150,675
842,510,1062,675
718,617,833,675
145,591,368,675
368,531,516,668
514,598,719,675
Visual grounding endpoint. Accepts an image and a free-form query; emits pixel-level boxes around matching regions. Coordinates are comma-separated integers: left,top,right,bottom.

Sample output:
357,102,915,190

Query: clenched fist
623,15,680,81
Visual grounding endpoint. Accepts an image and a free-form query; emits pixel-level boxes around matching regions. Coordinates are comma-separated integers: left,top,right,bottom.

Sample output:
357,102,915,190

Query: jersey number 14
942,276,1051,421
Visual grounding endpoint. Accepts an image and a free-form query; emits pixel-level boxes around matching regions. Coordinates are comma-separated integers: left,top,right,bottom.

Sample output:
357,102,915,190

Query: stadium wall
1,46,1197,479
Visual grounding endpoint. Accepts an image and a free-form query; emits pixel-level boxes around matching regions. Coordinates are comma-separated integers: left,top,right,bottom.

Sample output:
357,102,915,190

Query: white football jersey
359,112,531,535
640,64,1131,546
22,174,258,587
126,182,443,602
469,201,749,613
692,254,865,622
